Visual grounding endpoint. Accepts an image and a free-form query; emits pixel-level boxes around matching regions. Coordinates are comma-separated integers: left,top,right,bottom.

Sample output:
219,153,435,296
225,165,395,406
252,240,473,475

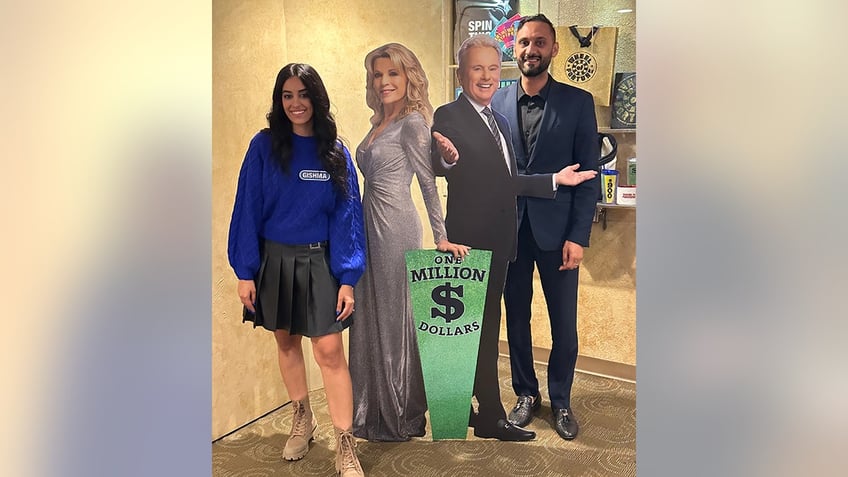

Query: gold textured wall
212,0,292,440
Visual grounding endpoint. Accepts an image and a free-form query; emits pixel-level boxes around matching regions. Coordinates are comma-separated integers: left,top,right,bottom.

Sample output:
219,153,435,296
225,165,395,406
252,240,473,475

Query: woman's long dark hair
266,63,349,195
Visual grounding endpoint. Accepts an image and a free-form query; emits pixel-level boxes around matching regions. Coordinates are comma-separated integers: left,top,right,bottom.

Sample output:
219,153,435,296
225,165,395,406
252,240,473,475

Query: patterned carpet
212,357,635,476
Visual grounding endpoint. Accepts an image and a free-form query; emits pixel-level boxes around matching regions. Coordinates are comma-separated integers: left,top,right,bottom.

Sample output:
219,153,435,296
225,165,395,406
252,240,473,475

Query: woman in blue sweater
228,63,367,477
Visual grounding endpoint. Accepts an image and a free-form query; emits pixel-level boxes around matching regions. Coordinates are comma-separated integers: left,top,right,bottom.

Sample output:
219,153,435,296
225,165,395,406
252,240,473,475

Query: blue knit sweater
228,130,366,286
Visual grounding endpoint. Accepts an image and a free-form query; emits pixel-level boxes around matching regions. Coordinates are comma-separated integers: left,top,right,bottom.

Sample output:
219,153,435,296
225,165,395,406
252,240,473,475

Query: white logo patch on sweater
299,170,330,181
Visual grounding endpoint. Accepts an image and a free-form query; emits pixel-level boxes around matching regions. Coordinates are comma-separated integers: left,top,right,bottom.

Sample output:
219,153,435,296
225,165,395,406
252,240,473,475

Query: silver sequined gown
351,112,447,441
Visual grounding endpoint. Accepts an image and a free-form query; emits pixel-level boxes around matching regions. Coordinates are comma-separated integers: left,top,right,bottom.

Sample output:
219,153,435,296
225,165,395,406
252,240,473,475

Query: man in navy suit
491,14,600,440
431,34,596,441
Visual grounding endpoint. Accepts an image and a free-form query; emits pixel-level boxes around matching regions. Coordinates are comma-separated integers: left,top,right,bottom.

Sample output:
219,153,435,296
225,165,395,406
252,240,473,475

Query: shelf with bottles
594,155,637,230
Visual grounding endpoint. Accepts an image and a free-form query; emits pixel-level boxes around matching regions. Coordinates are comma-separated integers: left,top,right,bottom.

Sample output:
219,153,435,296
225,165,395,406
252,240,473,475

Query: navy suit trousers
504,215,580,410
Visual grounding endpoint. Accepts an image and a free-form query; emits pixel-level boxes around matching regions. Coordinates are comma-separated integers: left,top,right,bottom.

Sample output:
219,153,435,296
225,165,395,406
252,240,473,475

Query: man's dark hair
516,13,556,42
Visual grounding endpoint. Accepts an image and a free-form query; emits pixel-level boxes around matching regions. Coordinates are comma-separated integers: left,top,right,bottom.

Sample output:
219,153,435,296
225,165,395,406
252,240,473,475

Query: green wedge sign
405,249,492,440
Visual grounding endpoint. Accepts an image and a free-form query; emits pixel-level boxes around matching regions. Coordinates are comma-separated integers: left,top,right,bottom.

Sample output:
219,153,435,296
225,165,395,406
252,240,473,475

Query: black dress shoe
473,418,536,441
507,393,542,427
553,407,579,440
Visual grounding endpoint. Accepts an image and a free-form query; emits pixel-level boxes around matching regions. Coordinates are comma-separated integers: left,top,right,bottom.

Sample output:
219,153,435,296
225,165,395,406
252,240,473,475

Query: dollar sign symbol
431,282,464,323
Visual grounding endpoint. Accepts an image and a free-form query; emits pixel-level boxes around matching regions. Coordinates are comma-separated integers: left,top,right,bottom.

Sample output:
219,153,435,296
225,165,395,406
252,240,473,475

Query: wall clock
611,72,636,128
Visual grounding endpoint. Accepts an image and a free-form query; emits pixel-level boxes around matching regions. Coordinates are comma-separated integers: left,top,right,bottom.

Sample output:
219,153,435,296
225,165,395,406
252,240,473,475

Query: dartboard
612,73,636,127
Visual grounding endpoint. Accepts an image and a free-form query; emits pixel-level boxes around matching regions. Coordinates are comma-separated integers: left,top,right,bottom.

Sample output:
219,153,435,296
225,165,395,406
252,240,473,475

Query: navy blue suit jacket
431,93,555,262
491,77,600,250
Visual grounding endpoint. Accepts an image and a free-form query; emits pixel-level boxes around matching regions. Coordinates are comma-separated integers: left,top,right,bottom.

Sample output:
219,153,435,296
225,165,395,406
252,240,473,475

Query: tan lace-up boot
282,399,317,461
334,427,364,476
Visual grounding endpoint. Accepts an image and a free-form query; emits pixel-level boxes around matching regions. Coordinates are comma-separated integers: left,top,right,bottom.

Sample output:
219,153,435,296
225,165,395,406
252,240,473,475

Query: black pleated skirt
243,239,351,337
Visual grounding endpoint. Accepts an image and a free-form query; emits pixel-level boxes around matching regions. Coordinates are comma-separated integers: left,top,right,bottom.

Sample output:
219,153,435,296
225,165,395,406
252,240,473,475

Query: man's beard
518,54,551,77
